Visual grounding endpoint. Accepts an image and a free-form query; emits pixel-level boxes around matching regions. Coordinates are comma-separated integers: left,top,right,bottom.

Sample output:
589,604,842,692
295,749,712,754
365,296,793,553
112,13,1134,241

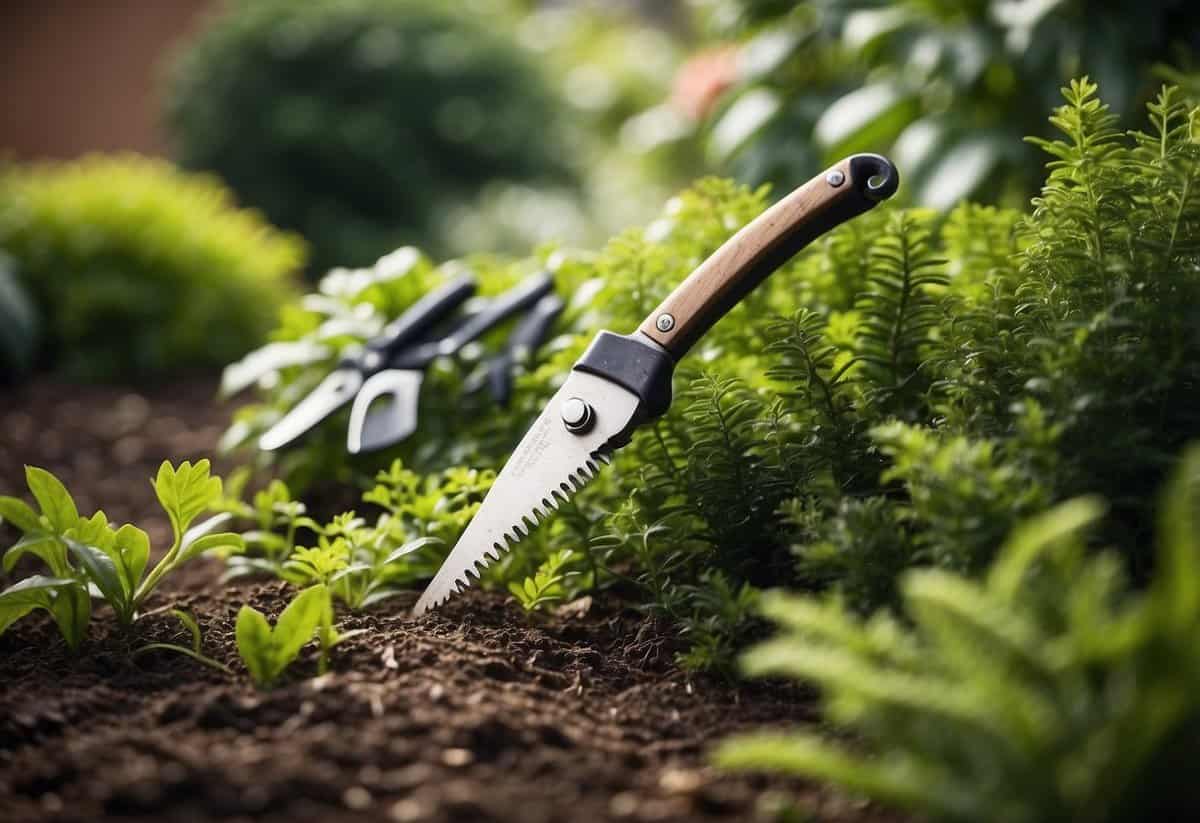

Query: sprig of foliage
133,609,233,675
0,462,242,643
717,445,1200,822
236,584,330,688
507,549,579,613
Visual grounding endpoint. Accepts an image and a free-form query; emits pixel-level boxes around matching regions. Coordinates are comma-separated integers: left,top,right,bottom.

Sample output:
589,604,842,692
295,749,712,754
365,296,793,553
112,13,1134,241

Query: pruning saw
414,154,899,615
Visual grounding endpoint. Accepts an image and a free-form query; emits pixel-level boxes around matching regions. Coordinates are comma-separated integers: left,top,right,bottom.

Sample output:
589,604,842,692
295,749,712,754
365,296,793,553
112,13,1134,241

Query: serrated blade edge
413,370,637,615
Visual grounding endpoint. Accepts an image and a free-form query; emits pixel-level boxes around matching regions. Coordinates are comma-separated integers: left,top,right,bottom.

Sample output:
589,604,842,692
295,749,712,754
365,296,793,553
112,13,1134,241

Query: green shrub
0,155,303,381
225,80,1200,670
683,0,1200,207
165,0,577,273
716,446,1200,823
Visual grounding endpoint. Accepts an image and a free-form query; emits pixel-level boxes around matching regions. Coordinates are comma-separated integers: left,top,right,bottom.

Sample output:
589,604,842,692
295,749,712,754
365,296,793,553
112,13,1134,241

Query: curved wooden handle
637,154,899,358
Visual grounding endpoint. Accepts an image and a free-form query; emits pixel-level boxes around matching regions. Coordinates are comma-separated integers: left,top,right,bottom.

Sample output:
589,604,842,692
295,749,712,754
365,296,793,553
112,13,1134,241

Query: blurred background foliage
672,0,1200,208
0,155,303,381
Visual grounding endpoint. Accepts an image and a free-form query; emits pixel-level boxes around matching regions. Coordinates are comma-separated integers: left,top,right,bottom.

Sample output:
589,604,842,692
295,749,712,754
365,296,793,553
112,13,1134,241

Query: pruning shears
255,271,559,454
413,154,899,615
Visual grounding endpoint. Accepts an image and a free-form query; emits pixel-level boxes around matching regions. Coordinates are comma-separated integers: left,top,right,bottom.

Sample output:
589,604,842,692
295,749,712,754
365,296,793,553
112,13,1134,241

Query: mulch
0,377,900,823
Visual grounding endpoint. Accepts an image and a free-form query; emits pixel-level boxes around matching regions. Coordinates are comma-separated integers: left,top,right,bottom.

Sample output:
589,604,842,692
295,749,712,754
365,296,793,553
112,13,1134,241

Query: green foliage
0,155,303,380
236,584,329,688
508,549,579,613
223,462,464,609
684,0,1200,208
166,0,577,273
716,446,1200,822
223,81,1200,667
0,461,241,642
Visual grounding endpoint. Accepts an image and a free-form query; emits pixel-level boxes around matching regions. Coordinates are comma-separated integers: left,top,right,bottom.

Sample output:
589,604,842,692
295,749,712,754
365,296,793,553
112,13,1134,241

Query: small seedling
508,549,579,612
236,584,328,687
0,461,242,645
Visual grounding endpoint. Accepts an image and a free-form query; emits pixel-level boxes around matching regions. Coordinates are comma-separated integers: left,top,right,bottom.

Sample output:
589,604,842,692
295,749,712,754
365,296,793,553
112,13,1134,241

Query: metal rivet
561,397,594,434
826,169,845,187
655,313,675,333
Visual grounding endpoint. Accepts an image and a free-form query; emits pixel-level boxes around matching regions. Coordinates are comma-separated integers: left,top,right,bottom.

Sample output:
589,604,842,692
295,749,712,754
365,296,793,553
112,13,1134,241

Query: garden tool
345,274,557,453
462,293,565,407
413,154,900,615
257,273,479,451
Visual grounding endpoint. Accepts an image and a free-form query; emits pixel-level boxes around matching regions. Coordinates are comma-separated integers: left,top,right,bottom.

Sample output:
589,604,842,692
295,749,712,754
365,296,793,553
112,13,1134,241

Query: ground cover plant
224,78,1200,675
0,155,303,381
717,447,1200,821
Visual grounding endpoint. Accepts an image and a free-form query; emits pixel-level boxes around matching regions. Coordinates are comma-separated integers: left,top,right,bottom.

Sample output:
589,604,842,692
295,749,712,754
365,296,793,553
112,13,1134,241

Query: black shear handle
365,273,477,357
390,271,555,369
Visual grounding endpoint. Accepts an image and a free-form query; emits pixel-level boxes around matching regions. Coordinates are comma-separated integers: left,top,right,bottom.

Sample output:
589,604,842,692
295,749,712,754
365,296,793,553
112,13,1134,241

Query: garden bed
0,378,900,823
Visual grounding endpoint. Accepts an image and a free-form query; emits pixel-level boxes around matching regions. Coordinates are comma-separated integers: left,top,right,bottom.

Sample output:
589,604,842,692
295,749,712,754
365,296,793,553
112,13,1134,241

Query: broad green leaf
814,82,919,157
0,496,42,533
3,534,69,577
154,460,223,539
235,605,274,685
112,524,151,593
272,585,327,668
913,135,1004,210
0,575,89,650
381,536,442,566
709,88,781,161
181,512,234,554
70,511,115,551
1156,446,1200,631
66,539,129,619
25,466,78,533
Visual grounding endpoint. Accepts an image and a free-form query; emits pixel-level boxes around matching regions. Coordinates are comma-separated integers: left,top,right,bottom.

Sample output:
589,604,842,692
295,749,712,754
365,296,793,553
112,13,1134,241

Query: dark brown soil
0,378,900,823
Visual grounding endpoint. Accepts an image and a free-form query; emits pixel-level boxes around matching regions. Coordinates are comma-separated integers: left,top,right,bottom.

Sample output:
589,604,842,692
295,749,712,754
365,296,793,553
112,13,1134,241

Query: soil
0,378,901,823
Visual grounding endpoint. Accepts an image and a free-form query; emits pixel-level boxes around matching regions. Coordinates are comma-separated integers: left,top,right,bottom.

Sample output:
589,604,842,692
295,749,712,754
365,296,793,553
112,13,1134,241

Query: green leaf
153,460,223,540
987,497,1105,601
273,585,327,667
170,608,203,654
381,536,442,566
24,466,78,533
235,605,274,686
0,575,89,650
3,534,69,577
112,524,151,594
65,539,130,621
0,496,42,534
179,532,244,565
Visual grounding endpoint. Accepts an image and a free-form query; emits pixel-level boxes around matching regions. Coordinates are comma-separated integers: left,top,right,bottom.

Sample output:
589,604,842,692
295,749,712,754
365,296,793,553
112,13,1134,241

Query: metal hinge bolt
561,397,595,434
655,313,675,333
826,169,845,187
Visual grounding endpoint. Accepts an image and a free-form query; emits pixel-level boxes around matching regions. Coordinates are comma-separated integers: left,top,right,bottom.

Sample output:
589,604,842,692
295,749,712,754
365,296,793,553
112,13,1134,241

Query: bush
165,0,577,274
0,155,303,381
717,447,1200,822
225,79,1200,670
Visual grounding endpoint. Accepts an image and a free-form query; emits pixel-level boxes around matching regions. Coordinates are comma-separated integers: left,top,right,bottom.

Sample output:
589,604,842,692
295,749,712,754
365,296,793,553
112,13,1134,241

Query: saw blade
413,370,640,614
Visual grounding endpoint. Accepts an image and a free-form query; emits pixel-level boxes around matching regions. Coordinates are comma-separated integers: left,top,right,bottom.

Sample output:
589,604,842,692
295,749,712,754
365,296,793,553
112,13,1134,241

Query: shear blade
346,370,424,454
413,370,639,615
258,368,363,451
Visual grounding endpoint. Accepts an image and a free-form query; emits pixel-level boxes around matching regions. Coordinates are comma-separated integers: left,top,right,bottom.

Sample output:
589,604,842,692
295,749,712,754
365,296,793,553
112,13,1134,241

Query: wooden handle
637,154,898,358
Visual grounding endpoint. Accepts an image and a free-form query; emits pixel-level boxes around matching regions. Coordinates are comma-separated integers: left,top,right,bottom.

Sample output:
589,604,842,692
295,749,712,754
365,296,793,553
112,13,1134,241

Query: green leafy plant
508,549,579,613
223,80,1200,670
236,584,330,688
717,445,1200,822
682,0,1200,207
0,461,242,643
0,155,303,380
166,0,577,272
